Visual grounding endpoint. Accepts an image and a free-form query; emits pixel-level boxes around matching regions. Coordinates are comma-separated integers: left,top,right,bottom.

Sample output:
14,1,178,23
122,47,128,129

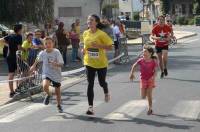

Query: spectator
56,22,70,67
0,24,23,98
29,29,44,65
21,32,34,61
69,23,81,62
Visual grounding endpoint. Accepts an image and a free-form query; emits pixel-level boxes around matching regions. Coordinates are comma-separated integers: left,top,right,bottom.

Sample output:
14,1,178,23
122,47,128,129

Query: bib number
88,48,99,59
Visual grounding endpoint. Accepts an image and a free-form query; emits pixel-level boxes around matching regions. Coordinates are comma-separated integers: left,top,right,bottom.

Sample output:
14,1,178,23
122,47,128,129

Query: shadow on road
165,77,200,83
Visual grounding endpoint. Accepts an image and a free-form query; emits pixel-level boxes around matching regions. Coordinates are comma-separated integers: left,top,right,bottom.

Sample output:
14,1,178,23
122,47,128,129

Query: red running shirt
152,24,172,47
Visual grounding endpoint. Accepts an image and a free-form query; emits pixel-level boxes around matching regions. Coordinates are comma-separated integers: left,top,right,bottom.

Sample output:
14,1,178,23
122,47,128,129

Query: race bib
88,48,99,59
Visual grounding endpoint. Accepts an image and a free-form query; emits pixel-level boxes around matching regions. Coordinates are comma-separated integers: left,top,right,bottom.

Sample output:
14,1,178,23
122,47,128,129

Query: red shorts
140,79,155,89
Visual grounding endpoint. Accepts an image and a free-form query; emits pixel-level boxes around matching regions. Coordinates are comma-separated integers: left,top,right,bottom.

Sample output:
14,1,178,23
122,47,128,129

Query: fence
15,50,42,100
118,37,130,64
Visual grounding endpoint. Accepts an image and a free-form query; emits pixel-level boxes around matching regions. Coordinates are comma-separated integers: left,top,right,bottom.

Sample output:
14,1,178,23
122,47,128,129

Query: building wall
118,0,133,19
170,0,193,17
54,0,100,31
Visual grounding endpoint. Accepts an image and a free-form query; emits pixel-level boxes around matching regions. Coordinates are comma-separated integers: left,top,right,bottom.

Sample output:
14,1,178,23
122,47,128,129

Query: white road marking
43,101,103,122
178,38,199,44
0,103,47,123
170,100,200,120
104,100,148,120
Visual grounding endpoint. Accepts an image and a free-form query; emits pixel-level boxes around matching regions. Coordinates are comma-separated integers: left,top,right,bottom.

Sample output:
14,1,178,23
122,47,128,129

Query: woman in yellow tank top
83,14,113,115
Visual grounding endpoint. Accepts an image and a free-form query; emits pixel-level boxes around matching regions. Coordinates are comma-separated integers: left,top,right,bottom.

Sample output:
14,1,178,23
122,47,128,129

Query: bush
195,16,200,26
176,17,194,25
133,12,140,21
188,18,195,25
176,17,185,25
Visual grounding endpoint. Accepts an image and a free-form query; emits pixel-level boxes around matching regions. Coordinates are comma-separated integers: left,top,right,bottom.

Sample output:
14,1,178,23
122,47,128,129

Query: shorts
155,46,169,53
7,58,17,73
140,79,155,89
114,41,119,50
45,77,61,88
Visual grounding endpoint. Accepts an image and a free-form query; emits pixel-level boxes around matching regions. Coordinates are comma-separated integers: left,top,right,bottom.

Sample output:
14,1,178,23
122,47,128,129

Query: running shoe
9,92,16,98
86,106,94,115
147,109,153,115
164,68,168,76
57,105,63,113
105,94,111,103
43,95,51,105
160,72,164,79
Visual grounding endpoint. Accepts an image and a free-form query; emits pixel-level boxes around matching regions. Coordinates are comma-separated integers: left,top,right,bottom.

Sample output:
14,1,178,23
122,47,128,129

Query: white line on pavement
104,100,148,120
170,100,200,120
0,103,48,123
178,38,199,44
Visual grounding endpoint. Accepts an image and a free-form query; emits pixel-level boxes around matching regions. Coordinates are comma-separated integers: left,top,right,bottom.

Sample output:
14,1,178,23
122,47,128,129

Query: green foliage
176,17,186,25
195,15,200,25
133,12,140,21
176,17,195,25
0,0,54,25
193,0,200,15
188,18,195,25
160,0,170,15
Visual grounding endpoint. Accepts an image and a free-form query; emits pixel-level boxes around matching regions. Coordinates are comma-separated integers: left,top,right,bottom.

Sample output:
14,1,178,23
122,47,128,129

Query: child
21,32,33,61
129,45,158,115
30,37,64,113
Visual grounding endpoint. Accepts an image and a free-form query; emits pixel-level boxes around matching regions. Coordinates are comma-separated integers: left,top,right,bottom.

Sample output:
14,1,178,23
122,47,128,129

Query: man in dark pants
0,24,23,97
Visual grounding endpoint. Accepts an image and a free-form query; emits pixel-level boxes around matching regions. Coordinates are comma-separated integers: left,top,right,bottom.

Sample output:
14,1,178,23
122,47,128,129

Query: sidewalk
127,30,197,45
0,55,84,106
0,30,197,106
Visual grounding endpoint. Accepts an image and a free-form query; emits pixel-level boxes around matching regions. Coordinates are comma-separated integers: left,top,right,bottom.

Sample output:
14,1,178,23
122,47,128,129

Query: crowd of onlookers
0,17,127,98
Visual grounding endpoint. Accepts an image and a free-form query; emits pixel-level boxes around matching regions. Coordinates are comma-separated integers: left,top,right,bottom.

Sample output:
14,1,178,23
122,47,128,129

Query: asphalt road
0,26,200,132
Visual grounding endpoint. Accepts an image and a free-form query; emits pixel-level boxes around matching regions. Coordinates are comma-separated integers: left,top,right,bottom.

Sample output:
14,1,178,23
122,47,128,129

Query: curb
127,33,197,45
177,33,197,40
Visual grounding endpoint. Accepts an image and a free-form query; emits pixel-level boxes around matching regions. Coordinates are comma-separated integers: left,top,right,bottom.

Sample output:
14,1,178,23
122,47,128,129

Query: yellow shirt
83,29,113,68
22,40,32,61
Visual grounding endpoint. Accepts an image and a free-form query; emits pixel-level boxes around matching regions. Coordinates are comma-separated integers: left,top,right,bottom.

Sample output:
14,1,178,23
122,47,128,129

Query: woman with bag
56,22,70,67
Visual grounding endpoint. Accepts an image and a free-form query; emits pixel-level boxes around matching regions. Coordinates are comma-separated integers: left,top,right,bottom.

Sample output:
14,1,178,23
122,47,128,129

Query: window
189,4,193,14
58,7,81,17
172,4,175,14
182,4,186,14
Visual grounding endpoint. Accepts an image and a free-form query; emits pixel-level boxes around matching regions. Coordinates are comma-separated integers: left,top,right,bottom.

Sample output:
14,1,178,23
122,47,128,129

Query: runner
129,45,158,115
30,37,64,113
165,15,174,37
0,24,23,98
151,15,172,78
112,20,121,64
82,14,113,115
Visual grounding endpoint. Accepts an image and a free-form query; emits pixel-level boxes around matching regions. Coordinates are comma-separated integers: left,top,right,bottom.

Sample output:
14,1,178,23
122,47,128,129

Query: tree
0,0,54,25
193,0,200,15
160,0,170,15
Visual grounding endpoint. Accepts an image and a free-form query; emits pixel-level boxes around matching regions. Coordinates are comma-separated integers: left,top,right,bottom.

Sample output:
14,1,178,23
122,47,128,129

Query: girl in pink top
130,45,158,115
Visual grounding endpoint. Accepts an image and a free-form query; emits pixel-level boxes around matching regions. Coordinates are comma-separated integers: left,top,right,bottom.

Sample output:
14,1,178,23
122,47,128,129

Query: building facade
141,0,193,20
54,0,101,30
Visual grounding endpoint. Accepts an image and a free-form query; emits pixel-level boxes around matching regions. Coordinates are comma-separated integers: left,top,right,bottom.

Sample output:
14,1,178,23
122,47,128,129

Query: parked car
0,24,13,38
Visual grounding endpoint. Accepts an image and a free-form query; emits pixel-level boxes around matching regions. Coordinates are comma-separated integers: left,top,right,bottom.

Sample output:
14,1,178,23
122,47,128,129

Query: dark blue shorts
45,77,61,88
155,46,169,53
